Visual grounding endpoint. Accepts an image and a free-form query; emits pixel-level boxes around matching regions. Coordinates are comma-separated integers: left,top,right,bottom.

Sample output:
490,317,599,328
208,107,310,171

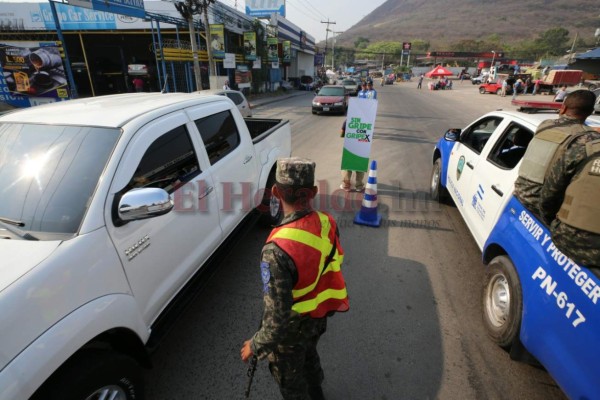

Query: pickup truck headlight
312,101,320,106
334,102,343,106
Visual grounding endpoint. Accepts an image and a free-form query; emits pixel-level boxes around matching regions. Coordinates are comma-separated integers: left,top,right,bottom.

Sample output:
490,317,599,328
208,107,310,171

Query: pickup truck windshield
0,123,120,235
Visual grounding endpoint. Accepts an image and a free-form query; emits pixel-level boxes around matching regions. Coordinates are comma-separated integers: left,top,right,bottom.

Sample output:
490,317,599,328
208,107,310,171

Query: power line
286,1,322,23
301,0,327,20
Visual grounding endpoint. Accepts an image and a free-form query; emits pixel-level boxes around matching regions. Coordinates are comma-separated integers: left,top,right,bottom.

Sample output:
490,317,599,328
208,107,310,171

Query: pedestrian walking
223,80,231,90
358,82,368,98
532,79,540,96
554,85,568,102
132,77,144,92
417,74,424,89
501,79,507,97
241,157,349,400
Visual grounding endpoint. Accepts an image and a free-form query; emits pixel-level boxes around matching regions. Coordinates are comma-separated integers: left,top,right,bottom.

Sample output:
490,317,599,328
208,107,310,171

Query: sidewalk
248,89,310,107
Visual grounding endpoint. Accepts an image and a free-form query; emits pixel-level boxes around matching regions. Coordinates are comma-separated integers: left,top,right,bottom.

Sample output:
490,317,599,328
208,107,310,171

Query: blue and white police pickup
430,110,600,399
0,93,290,399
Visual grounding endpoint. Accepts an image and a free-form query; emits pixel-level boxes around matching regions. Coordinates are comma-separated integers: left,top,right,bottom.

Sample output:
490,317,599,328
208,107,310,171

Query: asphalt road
143,83,566,399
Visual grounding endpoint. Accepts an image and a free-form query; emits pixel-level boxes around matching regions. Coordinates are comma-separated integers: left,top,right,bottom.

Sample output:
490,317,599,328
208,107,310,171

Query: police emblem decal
457,156,466,180
261,261,270,293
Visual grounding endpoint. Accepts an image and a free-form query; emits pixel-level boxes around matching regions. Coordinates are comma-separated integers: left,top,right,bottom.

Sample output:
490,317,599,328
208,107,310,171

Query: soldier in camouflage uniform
539,94,600,269
241,157,349,400
514,90,597,217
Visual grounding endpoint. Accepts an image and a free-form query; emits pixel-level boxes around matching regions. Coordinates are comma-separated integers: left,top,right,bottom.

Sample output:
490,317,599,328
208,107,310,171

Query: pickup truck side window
194,110,240,165
460,117,503,154
127,125,201,194
488,124,534,169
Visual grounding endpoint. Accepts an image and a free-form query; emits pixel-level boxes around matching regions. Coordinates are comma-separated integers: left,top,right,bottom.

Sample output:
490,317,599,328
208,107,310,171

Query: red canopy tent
425,66,454,78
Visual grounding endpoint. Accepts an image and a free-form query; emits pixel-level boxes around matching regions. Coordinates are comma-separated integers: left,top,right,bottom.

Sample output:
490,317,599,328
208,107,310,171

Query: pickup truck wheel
496,89,502,95
479,87,487,94
430,158,448,202
33,350,143,400
482,256,523,350
588,83,597,91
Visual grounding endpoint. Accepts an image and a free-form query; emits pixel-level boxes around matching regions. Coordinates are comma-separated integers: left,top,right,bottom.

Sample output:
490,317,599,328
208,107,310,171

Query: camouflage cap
276,157,316,186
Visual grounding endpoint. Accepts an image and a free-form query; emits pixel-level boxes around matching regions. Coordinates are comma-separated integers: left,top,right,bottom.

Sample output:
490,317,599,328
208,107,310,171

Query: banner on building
267,37,278,63
282,41,291,63
209,24,225,59
341,98,378,172
245,0,285,18
0,42,71,108
243,31,257,61
224,53,236,69
235,65,251,89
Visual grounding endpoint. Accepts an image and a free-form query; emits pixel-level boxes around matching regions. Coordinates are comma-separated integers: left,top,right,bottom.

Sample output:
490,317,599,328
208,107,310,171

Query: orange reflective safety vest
267,211,349,318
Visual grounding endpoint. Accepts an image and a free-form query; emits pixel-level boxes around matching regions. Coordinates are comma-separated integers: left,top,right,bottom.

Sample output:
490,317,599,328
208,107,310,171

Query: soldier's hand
241,339,253,362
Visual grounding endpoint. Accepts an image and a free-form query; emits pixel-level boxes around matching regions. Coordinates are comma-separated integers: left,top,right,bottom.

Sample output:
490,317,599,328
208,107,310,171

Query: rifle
245,354,258,398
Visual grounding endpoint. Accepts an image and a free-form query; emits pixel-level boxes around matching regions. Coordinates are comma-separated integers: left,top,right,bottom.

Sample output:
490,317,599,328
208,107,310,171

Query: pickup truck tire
479,87,487,94
496,89,502,95
482,256,523,350
33,350,143,400
430,158,448,202
588,83,597,91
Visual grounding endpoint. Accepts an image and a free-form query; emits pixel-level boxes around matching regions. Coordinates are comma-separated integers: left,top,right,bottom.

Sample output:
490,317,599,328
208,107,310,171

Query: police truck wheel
430,158,448,202
482,256,523,349
479,87,487,94
32,350,143,400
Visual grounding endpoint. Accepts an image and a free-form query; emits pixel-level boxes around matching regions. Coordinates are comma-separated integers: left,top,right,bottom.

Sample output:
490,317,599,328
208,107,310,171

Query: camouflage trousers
267,317,327,400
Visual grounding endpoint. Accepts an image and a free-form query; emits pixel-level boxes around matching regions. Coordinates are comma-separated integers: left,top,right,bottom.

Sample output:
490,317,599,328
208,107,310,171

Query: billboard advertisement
209,24,225,59
282,40,291,63
245,0,285,18
267,37,279,63
244,31,257,61
0,41,71,108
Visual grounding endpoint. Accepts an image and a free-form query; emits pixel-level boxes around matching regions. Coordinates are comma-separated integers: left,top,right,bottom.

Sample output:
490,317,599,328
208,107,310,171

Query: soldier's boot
308,385,326,400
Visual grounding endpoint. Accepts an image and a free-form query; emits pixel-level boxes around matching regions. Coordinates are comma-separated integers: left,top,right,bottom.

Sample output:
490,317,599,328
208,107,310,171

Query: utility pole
174,0,216,90
321,19,336,69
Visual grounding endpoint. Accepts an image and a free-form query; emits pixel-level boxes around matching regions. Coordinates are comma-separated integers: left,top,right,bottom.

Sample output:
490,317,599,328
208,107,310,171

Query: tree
534,27,571,56
354,37,370,49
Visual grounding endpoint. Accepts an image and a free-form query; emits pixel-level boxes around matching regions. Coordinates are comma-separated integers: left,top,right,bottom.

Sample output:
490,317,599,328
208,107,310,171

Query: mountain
333,0,599,50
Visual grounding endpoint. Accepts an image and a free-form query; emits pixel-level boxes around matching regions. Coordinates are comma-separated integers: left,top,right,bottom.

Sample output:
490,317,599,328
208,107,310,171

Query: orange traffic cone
354,160,381,227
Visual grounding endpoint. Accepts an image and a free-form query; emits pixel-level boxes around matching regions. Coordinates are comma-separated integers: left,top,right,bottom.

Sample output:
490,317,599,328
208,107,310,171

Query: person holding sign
340,120,365,192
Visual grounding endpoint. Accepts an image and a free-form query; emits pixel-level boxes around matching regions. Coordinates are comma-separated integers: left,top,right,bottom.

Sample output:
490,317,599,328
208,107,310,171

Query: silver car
197,89,252,117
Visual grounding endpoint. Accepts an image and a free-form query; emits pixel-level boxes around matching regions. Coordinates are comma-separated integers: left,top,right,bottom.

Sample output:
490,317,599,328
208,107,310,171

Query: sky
227,0,389,43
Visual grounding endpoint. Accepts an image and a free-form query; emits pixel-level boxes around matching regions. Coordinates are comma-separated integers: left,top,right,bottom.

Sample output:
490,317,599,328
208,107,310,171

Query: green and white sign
341,98,378,172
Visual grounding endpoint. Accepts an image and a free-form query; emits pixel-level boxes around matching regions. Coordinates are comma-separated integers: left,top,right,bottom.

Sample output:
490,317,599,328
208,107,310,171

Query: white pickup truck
0,92,291,399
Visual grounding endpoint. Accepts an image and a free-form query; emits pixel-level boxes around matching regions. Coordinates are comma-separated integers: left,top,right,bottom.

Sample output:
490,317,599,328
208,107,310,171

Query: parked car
0,92,291,399
197,88,252,117
471,74,489,85
312,85,348,115
430,110,600,400
299,75,314,91
341,79,359,96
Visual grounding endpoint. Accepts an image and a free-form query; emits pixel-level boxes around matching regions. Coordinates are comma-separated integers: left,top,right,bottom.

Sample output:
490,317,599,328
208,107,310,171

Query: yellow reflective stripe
271,228,325,252
292,287,348,314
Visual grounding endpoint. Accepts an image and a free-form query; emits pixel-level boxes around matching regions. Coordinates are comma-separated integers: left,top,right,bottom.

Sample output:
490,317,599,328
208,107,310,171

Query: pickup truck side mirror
444,128,461,142
118,188,174,222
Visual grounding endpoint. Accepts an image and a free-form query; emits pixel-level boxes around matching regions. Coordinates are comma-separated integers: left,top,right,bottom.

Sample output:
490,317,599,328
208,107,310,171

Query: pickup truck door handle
466,161,474,169
243,155,253,164
491,185,504,197
198,186,214,199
